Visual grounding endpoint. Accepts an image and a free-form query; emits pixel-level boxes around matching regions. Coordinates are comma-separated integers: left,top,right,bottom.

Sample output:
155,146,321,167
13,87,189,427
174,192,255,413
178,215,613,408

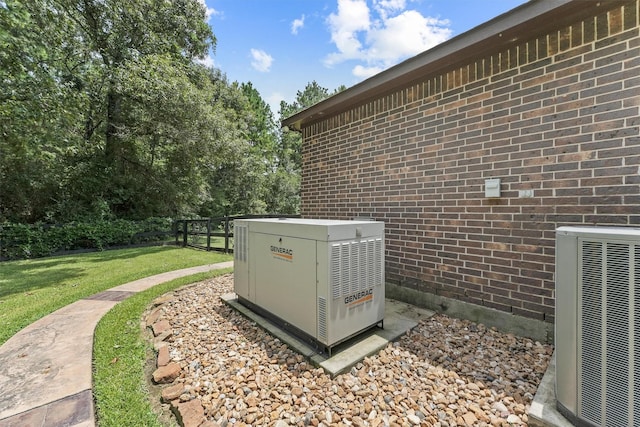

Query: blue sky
199,0,527,115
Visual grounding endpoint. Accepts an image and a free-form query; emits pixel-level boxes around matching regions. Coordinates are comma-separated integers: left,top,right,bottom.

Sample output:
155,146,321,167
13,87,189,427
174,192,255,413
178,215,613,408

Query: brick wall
299,1,640,323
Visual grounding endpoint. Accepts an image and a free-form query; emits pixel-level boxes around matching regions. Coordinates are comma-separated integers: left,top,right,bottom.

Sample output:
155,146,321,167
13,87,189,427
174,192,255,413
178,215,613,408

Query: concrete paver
0,261,233,427
0,299,116,421
528,353,574,427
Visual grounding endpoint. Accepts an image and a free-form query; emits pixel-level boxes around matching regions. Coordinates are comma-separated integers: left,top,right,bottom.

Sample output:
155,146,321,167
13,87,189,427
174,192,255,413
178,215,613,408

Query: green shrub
0,218,175,260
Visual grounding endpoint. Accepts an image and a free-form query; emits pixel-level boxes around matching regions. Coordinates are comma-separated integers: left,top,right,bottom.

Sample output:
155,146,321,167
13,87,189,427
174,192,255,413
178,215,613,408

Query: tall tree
196,74,272,217
57,0,216,216
0,0,225,221
199,81,279,217
271,81,343,214
0,0,88,221
107,57,241,217
241,82,278,158
239,83,279,212
278,81,341,173
1,1,346,223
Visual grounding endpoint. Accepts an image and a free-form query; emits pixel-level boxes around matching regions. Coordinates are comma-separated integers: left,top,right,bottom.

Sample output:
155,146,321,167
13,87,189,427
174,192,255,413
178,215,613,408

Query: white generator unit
234,218,385,352
555,226,640,427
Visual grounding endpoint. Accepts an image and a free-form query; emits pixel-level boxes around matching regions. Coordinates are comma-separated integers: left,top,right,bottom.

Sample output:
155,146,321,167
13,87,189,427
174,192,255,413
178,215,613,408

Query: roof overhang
282,0,619,131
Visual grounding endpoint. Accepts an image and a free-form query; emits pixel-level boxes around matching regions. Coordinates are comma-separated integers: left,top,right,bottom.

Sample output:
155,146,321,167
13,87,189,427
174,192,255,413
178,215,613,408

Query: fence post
224,216,230,253
206,218,211,251
183,220,188,247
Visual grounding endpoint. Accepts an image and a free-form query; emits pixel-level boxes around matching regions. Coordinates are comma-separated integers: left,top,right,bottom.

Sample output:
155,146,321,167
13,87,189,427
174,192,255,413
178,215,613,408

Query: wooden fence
174,214,299,253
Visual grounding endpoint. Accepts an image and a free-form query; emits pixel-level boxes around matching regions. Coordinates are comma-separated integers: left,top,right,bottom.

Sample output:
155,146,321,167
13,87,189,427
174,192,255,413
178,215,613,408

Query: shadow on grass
0,264,85,299
0,246,181,299
59,245,174,263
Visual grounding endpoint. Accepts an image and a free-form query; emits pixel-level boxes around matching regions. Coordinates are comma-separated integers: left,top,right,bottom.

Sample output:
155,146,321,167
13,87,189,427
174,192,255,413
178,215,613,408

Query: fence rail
174,214,299,253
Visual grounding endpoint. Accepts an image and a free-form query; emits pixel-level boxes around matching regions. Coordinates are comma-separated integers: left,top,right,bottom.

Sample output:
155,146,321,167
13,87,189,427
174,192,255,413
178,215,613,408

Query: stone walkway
0,261,233,427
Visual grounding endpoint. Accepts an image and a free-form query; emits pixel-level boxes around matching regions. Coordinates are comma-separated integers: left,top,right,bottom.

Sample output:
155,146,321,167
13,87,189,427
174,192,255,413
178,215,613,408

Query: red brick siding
300,1,640,323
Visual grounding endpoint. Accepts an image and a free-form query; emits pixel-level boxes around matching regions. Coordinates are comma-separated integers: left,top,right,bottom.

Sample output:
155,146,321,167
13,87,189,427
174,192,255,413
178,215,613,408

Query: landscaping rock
152,295,174,307
149,273,553,426
162,383,185,402
157,345,170,367
152,320,171,336
146,306,164,326
462,412,478,426
507,414,524,424
153,362,181,384
172,398,205,427
153,330,173,347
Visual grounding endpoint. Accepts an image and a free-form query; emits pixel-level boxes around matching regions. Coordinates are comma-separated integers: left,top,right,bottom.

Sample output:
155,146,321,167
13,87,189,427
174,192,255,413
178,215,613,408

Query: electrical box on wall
234,218,385,353
485,178,501,198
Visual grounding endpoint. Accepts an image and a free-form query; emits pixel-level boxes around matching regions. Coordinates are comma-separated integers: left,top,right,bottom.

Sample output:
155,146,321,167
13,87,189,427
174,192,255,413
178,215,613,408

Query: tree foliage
275,81,344,208
1,0,87,221
0,0,339,223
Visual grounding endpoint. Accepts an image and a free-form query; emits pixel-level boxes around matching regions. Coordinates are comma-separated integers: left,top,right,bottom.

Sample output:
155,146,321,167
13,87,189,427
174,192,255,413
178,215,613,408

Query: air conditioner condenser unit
555,226,640,427
234,218,385,353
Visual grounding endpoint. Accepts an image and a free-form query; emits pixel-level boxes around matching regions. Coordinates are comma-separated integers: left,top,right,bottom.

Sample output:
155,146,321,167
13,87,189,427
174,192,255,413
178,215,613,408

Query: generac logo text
344,288,373,306
270,246,293,261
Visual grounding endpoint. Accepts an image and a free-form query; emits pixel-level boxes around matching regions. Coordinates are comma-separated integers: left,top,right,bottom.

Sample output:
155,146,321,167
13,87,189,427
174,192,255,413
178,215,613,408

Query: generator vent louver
556,227,640,427
330,238,383,300
317,297,327,341
235,224,248,262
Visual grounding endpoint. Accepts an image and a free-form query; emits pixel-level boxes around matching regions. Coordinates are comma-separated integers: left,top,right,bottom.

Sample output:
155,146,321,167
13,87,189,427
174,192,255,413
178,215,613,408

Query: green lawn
0,246,232,345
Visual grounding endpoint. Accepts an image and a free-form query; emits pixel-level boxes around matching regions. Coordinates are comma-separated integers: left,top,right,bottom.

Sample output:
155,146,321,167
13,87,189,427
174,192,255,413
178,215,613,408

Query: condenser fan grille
580,241,603,425
578,239,640,427
635,248,640,425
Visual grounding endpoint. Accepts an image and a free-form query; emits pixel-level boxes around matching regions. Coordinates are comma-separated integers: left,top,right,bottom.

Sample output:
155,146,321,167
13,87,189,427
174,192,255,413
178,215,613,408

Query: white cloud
373,0,405,19
250,49,274,72
195,54,215,69
291,15,305,35
366,11,451,61
325,0,452,79
352,64,384,79
326,0,371,63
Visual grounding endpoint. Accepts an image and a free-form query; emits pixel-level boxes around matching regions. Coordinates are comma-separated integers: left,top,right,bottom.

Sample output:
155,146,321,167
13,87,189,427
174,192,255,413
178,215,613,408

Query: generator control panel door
251,232,317,337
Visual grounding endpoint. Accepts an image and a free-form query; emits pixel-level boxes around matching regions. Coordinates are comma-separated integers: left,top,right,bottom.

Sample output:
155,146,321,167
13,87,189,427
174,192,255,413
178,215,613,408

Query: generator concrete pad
221,294,434,376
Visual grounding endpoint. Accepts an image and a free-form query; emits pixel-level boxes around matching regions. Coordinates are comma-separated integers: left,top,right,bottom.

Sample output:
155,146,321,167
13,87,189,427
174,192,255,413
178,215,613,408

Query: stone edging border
145,294,214,427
